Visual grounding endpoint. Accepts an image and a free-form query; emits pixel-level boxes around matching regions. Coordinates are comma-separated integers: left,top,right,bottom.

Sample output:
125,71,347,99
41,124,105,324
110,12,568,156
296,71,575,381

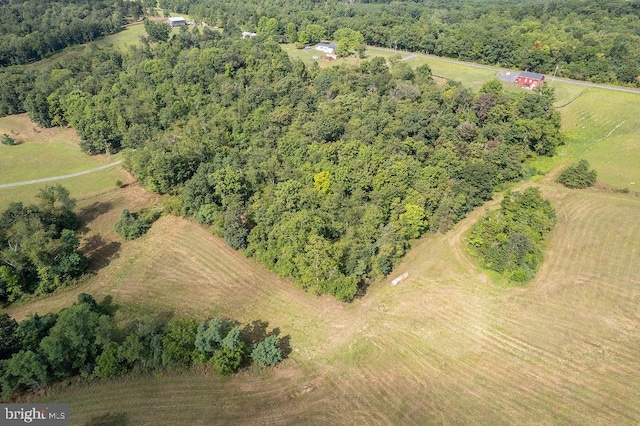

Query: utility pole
552,65,559,82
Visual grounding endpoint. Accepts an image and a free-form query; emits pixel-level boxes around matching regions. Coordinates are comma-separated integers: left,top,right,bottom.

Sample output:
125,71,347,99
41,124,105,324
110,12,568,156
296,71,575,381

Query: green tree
257,17,279,38
161,317,198,369
0,350,48,399
557,160,597,189
119,317,165,371
250,334,282,367
15,313,57,352
333,28,365,57
209,324,247,375
0,265,21,305
39,301,111,378
36,184,75,212
223,202,249,250
0,314,18,359
114,209,159,240
399,204,428,239
144,19,171,43
285,22,297,43
211,346,246,376
298,24,326,45
195,318,233,354
94,341,127,378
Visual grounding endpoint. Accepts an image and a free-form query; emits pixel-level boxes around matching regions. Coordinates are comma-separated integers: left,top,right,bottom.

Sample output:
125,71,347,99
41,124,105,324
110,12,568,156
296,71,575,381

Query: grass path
0,160,122,188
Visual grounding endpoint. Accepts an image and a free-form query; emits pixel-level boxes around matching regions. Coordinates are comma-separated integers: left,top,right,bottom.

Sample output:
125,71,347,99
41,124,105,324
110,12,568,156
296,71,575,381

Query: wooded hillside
0,30,563,300
0,0,144,66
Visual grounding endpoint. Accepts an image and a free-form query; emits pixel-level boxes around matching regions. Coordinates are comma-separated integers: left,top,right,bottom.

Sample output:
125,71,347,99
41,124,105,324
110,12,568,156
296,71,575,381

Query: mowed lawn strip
529,88,640,188
0,115,118,185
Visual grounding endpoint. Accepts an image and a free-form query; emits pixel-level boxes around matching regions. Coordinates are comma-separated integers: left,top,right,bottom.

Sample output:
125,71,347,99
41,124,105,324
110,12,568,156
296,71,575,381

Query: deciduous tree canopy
468,187,556,283
0,185,87,307
0,295,285,399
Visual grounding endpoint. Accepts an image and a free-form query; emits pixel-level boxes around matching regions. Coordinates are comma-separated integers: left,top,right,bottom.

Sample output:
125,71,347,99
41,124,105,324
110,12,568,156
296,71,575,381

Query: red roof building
515,71,545,88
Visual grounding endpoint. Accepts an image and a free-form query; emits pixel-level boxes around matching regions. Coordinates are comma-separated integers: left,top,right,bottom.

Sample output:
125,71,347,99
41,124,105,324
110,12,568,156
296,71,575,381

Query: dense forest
0,0,596,300
0,294,285,400
0,0,145,66
161,0,640,86
0,28,562,300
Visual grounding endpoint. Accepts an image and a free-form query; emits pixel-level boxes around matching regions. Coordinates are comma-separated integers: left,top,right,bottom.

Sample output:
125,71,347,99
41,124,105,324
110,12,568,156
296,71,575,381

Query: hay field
5,176,640,424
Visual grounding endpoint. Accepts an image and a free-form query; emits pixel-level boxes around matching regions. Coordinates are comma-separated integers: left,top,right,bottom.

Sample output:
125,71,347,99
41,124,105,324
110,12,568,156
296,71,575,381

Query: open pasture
5,177,640,424
0,114,128,207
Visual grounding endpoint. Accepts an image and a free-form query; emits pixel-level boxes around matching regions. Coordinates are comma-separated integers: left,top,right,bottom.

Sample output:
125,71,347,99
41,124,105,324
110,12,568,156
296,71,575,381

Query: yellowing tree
400,204,427,239
313,171,331,193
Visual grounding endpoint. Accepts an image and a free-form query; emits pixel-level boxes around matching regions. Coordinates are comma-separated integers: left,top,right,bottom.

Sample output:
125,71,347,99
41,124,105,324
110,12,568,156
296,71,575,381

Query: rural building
167,17,187,27
315,42,337,54
496,70,546,89
242,31,257,39
515,71,545,88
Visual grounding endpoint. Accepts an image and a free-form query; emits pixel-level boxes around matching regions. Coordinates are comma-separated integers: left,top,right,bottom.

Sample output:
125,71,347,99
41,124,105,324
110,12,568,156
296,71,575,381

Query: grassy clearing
0,115,117,183
0,167,130,209
0,114,130,208
26,24,146,71
94,23,146,51
282,44,398,69
403,55,499,90
530,88,640,189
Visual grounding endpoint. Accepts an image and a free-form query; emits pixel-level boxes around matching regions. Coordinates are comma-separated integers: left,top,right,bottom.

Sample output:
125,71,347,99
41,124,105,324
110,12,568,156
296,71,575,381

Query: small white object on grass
391,272,409,286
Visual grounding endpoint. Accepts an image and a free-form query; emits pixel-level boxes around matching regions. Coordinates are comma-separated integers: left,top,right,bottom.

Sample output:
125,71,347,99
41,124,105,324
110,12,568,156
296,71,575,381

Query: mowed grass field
6,178,640,424
536,89,640,190
2,43,640,424
0,115,130,208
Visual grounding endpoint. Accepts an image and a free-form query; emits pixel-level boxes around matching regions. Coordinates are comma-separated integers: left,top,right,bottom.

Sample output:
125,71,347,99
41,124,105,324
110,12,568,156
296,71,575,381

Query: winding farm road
372,46,640,95
0,160,123,189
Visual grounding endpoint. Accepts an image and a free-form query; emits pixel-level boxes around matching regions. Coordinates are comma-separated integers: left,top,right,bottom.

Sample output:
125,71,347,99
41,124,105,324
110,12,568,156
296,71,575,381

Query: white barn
167,17,187,27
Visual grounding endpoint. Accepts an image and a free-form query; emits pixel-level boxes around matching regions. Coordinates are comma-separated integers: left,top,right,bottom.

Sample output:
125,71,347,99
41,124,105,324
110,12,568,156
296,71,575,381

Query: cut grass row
9,181,639,424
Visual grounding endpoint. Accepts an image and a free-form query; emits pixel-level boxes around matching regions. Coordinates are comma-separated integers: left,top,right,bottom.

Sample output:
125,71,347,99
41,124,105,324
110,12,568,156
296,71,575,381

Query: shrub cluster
557,160,597,189
1,134,19,146
114,208,161,240
468,188,556,283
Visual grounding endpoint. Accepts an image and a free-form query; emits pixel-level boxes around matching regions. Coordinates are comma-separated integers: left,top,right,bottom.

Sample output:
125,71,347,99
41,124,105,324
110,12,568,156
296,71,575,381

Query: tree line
166,0,640,86
0,29,564,301
0,294,285,400
0,0,145,66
